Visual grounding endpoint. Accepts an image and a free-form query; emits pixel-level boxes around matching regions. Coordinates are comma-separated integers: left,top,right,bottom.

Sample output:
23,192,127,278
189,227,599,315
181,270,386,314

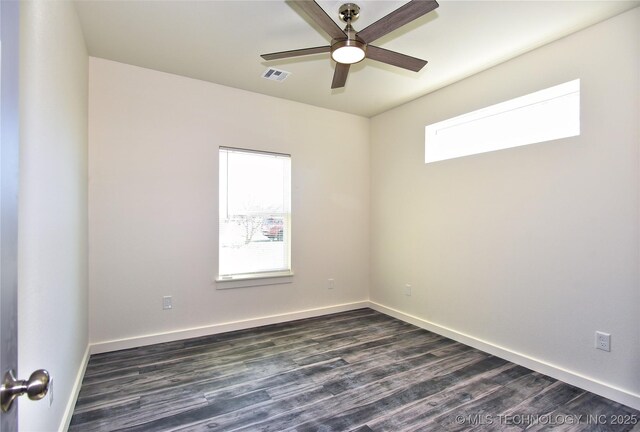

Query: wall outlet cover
595,331,610,352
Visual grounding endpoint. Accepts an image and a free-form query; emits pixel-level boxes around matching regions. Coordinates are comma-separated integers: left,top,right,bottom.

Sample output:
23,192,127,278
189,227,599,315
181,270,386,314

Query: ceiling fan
261,0,439,89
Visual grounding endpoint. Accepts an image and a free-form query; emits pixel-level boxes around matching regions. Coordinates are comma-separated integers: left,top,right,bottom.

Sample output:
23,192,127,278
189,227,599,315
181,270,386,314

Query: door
0,0,21,429
1,4,51,429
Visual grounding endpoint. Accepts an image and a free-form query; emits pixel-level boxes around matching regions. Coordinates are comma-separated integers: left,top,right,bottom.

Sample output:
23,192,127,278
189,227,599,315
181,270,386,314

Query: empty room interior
7,0,640,430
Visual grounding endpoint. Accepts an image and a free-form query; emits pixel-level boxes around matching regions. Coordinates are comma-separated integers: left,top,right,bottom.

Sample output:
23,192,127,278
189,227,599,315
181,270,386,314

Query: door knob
0,369,50,412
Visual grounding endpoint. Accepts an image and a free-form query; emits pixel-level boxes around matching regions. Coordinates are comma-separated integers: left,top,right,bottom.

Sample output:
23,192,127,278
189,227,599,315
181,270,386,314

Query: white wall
88,58,370,348
370,8,640,407
19,1,89,431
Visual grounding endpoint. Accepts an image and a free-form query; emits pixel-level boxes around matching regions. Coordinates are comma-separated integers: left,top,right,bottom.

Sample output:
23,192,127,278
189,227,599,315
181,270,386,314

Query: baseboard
58,344,90,432
90,301,369,355
369,301,640,411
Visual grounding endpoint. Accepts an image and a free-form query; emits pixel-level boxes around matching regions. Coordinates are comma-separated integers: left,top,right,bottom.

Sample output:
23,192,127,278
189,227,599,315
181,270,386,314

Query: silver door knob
0,369,50,412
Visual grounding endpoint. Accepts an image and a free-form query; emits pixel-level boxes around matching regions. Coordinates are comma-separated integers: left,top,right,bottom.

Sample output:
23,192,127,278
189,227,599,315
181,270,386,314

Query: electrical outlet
404,284,412,296
162,296,173,310
328,279,335,289
595,331,610,352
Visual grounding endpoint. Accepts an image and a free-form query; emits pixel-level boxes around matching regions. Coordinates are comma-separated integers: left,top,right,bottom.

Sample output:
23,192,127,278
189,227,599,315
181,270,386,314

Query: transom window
425,79,580,163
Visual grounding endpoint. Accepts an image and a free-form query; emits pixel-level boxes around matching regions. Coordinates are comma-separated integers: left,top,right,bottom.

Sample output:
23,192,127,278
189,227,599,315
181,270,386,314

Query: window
425,79,580,163
218,147,291,280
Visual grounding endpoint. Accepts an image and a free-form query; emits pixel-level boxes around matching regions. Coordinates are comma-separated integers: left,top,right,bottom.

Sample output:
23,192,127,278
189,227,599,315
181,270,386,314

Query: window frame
216,146,293,287
425,79,581,163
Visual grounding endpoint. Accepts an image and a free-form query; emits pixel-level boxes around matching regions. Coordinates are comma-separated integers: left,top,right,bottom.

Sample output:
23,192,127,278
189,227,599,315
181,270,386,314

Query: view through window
218,147,291,278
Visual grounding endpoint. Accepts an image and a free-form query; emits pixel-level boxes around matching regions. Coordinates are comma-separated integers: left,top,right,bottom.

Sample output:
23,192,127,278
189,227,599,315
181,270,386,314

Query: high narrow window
425,79,580,163
219,147,291,279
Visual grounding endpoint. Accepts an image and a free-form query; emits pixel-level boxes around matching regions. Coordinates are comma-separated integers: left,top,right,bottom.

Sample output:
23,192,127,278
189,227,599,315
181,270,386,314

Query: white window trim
215,271,294,290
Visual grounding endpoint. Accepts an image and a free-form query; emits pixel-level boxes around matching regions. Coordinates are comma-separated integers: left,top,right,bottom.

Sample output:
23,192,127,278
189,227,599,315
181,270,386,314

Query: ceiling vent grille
262,68,290,82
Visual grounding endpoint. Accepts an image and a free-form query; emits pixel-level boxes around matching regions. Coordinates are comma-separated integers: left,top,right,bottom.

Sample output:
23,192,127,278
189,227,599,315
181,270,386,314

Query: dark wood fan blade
261,46,330,61
366,45,427,72
331,63,350,89
357,0,439,44
295,1,346,40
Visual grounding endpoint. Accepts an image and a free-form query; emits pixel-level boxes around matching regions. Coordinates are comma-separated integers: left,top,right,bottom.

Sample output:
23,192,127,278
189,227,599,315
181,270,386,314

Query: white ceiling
74,0,639,117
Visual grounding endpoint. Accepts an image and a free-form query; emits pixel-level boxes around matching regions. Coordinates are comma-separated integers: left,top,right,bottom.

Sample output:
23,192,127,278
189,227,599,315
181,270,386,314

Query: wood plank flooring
70,309,640,431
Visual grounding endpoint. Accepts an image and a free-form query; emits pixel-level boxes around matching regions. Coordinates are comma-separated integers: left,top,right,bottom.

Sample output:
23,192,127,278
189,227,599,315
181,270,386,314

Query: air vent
262,68,290,82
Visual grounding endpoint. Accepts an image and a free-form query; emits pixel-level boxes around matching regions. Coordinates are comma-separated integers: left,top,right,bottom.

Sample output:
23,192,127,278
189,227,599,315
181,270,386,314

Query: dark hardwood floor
70,309,639,431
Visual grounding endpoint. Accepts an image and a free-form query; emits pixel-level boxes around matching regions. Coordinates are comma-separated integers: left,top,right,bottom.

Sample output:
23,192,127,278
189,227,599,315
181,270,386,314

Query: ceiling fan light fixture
331,39,366,64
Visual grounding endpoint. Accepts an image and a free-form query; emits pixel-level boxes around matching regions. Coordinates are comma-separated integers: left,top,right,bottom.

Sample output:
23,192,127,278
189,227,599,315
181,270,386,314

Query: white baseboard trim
369,301,640,411
59,344,90,432
90,301,369,355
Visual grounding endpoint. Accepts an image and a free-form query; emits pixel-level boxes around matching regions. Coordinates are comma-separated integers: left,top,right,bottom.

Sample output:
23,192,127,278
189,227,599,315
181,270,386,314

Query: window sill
215,271,294,290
